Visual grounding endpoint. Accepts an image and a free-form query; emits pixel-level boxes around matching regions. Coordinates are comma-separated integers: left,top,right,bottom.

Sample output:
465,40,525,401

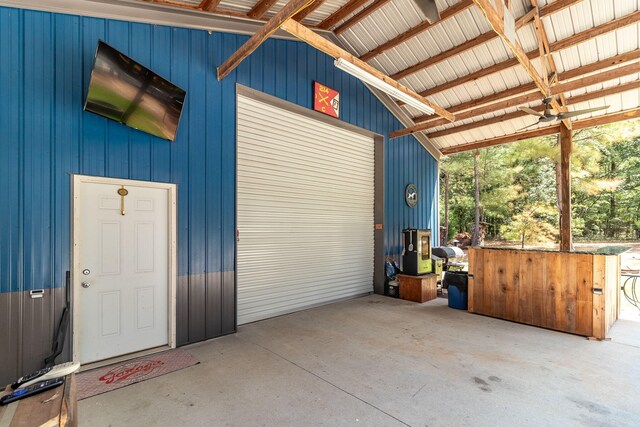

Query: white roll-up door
236,93,375,325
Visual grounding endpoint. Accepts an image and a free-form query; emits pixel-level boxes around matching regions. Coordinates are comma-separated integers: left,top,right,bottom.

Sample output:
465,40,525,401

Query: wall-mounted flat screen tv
84,40,186,141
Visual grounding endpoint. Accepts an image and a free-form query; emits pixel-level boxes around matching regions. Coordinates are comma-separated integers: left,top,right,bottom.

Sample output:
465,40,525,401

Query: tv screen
84,40,186,141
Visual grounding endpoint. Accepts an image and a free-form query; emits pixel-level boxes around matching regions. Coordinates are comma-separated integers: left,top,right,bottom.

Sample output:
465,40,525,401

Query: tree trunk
441,171,449,246
472,150,481,246
554,135,563,244
607,160,617,237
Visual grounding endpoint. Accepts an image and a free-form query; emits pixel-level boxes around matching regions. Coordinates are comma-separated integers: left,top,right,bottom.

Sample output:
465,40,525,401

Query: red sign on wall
313,81,340,118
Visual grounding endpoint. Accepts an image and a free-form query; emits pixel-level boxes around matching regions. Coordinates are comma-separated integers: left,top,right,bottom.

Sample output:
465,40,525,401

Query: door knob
82,282,91,288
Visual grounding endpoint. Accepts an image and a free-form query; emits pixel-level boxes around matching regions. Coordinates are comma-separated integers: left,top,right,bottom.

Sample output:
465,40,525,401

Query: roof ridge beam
440,108,640,155
418,10,640,98
389,0,584,81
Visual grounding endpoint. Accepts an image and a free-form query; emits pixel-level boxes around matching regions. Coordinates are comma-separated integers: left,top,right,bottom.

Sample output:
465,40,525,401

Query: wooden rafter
426,80,640,139
531,1,566,99
542,0,585,15
248,0,279,19
390,30,498,81
375,0,582,77
415,9,638,99
470,0,559,120
292,0,325,21
390,60,640,138
400,49,640,111
414,55,640,125
317,0,369,30
335,0,391,35
198,0,222,12
279,19,454,122
217,0,314,80
359,0,474,62
439,108,640,155
150,0,199,9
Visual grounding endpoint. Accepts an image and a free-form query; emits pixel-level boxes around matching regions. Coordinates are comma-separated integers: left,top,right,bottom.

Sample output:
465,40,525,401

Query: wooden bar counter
468,247,621,339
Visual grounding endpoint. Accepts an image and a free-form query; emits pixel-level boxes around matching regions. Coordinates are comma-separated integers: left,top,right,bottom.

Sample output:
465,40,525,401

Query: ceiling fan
414,0,441,24
518,97,609,130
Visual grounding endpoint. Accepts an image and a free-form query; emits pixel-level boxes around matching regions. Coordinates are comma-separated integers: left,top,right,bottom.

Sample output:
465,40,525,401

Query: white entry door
75,178,175,364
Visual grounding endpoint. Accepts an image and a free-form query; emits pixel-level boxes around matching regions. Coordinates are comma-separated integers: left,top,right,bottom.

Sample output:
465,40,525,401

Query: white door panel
78,182,169,364
237,94,375,325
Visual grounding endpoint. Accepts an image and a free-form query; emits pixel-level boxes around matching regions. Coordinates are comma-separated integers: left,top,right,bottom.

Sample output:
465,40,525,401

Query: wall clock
405,183,418,208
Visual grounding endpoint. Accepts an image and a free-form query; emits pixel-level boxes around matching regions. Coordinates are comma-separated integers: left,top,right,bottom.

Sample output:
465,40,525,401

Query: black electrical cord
621,274,640,313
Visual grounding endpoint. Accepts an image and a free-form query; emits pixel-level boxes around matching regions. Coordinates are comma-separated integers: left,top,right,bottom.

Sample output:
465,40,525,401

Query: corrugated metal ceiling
146,0,639,152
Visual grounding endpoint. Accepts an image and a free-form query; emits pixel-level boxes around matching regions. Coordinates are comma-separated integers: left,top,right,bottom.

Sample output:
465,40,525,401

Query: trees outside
440,120,640,246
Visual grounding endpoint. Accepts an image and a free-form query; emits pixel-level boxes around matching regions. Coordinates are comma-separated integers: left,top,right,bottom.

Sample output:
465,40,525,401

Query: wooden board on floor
1,373,76,427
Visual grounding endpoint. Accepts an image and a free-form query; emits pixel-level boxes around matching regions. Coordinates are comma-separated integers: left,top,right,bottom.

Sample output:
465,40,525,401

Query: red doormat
76,348,199,400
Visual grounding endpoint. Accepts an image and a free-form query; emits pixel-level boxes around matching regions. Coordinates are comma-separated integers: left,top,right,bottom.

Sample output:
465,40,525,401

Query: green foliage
500,204,558,248
440,119,640,244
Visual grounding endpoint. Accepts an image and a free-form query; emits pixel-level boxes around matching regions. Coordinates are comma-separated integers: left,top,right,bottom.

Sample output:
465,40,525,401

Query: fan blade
517,121,541,131
414,0,441,24
518,106,545,117
557,105,610,120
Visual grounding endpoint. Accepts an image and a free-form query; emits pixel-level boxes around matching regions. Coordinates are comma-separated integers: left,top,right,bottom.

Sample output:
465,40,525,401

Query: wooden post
559,122,572,251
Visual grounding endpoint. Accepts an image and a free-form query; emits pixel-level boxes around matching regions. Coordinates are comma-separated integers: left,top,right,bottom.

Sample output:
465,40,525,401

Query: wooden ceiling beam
470,1,550,99
248,0,279,19
292,0,326,21
386,0,583,81
426,80,640,139
541,0,585,16
359,0,474,62
317,0,370,30
440,108,640,155
198,0,222,12
391,60,640,138
150,0,199,9
572,108,640,130
417,10,639,98
335,0,391,34
279,19,454,121
441,125,562,155
406,49,640,115
217,0,314,80
530,0,571,127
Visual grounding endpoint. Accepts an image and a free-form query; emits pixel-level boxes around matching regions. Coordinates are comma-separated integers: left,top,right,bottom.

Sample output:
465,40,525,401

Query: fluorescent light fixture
334,58,435,116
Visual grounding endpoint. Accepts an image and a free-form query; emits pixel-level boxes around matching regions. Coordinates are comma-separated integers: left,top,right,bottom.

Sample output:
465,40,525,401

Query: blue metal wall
0,5,438,355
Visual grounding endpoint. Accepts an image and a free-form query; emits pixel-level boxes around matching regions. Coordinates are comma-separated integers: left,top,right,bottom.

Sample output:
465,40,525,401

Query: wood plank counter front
468,247,620,339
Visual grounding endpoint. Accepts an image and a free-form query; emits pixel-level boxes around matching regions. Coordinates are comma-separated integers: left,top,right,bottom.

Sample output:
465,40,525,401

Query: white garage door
236,93,375,325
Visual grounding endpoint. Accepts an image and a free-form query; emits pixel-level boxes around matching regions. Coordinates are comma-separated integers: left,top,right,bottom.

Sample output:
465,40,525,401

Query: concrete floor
79,295,640,427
